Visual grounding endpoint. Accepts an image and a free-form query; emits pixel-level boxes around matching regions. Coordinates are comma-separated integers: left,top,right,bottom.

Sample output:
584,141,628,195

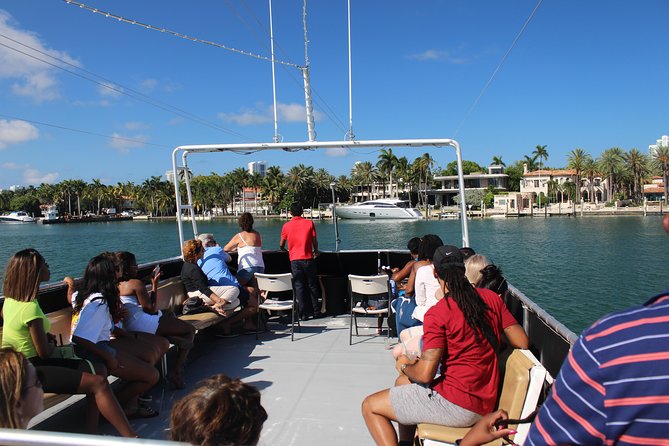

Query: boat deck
103,315,395,445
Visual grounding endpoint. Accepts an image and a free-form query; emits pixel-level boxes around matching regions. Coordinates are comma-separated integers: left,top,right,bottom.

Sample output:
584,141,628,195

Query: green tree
377,148,398,198
351,161,376,201
533,145,549,171
582,157,598,203
652,145,669,205
598,147,625,202
522,154,538,171
442,160,485,176
625,148,649,203
492,155,505,167
567,148,590,204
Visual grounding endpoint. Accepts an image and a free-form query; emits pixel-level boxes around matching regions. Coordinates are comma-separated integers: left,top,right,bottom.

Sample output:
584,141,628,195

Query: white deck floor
105,315,398,445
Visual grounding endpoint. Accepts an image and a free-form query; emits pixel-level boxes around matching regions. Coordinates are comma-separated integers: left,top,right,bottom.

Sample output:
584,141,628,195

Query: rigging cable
62,0,302,68
235,0,348,134
0,34,252,141
453,0,544,137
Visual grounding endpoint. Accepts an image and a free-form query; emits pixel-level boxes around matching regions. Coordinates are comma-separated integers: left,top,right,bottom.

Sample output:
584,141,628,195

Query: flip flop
126,405,159,419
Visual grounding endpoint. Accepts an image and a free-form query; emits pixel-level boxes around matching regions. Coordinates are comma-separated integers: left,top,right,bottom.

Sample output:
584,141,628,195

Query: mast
303,0,316,141
269,0,279,143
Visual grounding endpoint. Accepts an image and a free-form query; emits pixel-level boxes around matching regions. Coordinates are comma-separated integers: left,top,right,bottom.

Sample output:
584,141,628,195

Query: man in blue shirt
198,233,258,332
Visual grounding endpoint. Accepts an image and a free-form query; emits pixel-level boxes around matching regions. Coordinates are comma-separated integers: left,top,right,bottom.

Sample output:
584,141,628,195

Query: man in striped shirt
526,215,669,446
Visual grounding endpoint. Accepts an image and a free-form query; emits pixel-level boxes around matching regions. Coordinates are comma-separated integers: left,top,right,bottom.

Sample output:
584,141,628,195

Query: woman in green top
1,248,137,436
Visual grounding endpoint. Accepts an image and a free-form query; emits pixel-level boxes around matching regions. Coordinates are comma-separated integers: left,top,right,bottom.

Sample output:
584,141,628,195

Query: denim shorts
237,266,264,284
74,340,117,363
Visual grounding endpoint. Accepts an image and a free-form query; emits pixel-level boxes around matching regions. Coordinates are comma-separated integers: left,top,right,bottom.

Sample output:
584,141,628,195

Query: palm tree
262,166,285,212
567,148,589,204
522,155,538,172
582,157,598,203
88,179,107,214
533,145,549,171
351,161,376,201
625,149,649,203
492,155,505,167
598,147,625,202
377,148,398,198
652,145,669,205
414,153,434,207
229,167,251,212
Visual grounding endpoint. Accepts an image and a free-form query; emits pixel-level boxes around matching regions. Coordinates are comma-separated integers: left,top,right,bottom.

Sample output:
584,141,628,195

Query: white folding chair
255,272,300,341
348,274,391,345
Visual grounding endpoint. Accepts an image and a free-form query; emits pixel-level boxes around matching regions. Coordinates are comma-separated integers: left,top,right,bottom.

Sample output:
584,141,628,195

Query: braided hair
435,257,499,351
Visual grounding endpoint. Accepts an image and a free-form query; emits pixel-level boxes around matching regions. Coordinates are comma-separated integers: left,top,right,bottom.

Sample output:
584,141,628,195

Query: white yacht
335,198,423,220
0,211,36,223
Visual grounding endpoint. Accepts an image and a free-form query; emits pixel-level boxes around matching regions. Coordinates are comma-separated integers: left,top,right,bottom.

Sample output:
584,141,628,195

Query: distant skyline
1,0,667,189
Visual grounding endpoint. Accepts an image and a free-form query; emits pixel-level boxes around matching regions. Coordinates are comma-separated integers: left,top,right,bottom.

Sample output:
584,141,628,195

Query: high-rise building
248,161,268,177
649,135,669,157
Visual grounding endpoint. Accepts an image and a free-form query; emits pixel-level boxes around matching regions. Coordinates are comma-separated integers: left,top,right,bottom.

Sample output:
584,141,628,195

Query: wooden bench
416,349,549,446
155,277,232,332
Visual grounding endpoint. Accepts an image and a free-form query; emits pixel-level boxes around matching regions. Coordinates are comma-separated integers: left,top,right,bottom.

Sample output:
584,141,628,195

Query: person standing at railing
279,203,322,320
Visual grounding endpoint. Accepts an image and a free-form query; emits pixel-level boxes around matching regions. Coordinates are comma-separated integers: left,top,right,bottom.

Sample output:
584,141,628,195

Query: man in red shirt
280,203,321,320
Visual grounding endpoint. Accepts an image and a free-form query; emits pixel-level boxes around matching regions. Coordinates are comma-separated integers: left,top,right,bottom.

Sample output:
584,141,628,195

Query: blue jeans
290,259,321,316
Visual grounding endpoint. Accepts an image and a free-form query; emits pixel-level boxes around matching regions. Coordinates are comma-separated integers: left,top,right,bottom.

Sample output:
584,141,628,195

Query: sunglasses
23,370,44,393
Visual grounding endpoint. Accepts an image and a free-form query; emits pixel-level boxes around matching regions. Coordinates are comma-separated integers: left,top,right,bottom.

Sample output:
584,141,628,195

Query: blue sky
0,0,667,189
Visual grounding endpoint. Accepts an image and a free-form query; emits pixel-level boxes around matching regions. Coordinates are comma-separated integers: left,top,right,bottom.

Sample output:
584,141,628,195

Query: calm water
1,216,667,333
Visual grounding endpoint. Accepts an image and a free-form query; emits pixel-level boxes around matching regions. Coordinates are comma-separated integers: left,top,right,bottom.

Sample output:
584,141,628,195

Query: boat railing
0,429,184,446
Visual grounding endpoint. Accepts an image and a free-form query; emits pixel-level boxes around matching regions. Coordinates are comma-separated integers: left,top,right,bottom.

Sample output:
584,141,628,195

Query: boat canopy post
171,138,469,251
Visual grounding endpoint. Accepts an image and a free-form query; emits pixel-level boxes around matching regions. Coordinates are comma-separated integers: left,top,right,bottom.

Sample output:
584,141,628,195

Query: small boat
0,211,36,223
335,199,423,220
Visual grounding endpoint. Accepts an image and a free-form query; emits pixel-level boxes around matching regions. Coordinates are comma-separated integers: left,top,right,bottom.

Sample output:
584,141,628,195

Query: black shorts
33,365,84,394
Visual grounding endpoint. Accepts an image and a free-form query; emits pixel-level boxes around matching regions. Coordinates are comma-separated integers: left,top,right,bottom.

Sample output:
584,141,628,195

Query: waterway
1,216,667,333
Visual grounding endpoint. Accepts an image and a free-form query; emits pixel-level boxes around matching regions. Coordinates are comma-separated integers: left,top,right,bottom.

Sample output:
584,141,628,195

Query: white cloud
408,49,470,64
124,121,149,131
24,168,58,185
326,147,349,157
2,161,23,169
0,10,79,102
140,78,157,91
0,119,39,149
108,133,149,153
98,82,123,97
219,102,324,126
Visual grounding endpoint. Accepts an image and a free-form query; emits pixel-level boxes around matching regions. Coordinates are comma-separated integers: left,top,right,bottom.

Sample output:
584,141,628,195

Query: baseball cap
432,245,465,268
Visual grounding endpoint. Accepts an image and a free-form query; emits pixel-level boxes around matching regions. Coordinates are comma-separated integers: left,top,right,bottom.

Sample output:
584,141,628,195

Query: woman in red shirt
362,246,528,446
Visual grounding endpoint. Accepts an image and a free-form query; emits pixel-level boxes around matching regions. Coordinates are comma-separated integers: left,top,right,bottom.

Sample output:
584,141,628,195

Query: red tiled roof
523,169,576,177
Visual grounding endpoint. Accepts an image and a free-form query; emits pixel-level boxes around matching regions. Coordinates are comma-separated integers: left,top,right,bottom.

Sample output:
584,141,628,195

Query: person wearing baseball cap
362,245,528,445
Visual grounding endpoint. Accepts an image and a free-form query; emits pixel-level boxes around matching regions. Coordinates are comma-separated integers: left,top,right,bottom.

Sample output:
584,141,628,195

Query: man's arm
312,235,319,256
279,236,287,251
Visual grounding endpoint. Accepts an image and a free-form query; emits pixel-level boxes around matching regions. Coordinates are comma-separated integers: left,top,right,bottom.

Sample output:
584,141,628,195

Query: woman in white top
224,212,265,287
392,234,443,360
72,254,160,419
116,251,195,389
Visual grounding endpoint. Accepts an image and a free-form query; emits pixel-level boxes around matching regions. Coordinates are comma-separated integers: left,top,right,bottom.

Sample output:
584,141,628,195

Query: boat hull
335,206,422,219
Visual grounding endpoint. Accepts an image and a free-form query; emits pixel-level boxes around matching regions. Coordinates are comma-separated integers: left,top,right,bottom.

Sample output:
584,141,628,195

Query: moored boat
335,199,423,220
0,211,36,223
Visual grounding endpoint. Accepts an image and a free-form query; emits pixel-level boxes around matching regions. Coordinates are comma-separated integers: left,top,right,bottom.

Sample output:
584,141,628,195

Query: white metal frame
172,139,470,252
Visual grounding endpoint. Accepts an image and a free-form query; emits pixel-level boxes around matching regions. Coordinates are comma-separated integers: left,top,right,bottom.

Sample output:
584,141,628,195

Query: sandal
126,405,159,419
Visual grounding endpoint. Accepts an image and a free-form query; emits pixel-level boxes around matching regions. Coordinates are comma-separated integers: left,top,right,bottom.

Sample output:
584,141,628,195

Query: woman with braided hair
362,245,528,446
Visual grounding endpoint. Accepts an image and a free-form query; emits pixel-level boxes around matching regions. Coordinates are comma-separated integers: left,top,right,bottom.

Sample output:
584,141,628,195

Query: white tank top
237,233,265,269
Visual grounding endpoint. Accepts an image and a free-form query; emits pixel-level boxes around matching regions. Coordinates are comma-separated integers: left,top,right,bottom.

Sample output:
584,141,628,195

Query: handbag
50,344,81,360
393,293,421,334
182,296,215,315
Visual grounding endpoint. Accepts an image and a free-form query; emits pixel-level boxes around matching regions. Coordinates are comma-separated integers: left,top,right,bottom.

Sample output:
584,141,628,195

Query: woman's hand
395,354,418,374
460,409,516,446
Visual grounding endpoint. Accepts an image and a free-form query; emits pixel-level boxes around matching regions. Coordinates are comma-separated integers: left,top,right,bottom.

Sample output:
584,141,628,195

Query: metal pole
453,141,470,247
331,182,340,251
346,0,354,140
269,0,279,143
